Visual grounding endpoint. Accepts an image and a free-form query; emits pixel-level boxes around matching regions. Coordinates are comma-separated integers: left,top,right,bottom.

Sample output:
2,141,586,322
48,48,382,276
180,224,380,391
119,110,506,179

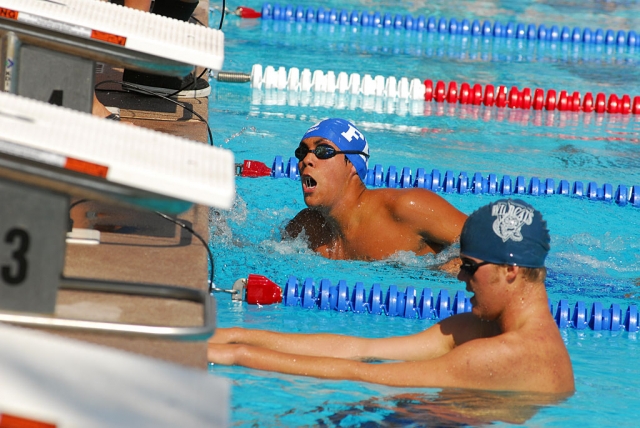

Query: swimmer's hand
207,343,242,366
440,258,462,276
208,327,237,344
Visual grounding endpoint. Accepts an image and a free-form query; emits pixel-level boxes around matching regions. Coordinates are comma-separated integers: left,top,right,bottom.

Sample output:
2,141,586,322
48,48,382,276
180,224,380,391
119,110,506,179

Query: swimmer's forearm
210,327,372,360
225,345,371,382
224,345,453,388
211,327,452,363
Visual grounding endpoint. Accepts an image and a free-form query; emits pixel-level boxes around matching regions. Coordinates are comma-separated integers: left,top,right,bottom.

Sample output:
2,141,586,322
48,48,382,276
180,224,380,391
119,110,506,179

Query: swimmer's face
297,137,355,208
458,254,503,321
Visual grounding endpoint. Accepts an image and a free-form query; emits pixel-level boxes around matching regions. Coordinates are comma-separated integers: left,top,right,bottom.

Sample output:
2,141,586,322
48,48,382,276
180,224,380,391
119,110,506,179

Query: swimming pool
207,0,640,425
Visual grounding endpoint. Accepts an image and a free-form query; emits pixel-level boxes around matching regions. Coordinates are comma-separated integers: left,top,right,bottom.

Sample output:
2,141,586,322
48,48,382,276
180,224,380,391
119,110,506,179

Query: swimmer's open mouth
303,175,317,189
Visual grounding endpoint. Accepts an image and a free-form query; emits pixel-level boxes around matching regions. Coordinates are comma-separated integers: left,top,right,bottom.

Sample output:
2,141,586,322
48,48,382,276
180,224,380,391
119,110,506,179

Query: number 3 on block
2,228,30,285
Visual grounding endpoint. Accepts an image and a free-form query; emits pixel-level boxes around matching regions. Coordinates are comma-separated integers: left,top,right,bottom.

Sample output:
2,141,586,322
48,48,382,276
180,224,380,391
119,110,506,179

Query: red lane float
237,159,272,177
495,85,507,108
447,81,458,103
508,86,519,109
435,80,446,102
621,95,631,115
608,94,620,114
424,79,434,101
472,83,483,105
459,82,471,104
595,93,606,113
235,6,263,18
245,274,282,305
571,91,581,112
521,88,532,110
545,89,557,111
557,90,568,112
484,84,495,106
633,96,640,114
583,93,594,113
533,88,544,110
421,78,639,115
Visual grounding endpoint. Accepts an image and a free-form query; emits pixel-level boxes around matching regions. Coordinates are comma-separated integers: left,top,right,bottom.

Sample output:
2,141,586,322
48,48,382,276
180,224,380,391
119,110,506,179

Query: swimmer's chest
338,217,435,260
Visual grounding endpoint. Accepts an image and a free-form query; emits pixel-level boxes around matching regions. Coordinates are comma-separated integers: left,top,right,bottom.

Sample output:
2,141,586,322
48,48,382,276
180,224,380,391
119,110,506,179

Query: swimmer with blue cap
458,199,552,313
211,199,574,393
284,118,467,261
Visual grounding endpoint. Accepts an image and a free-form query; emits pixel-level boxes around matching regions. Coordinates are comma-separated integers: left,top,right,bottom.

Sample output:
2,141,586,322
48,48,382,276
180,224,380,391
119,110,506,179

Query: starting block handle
0,277,216,341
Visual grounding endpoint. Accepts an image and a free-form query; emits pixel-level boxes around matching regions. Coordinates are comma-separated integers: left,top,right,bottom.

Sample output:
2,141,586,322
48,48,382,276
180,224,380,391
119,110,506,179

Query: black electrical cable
169,3,224,97
68,200,216,292
162,68,210,99
218,0,226,29
94,79,214,146
106,7,218,106
69,198,89,209
84,2,225,292
158,14,211,100
155,211,215,292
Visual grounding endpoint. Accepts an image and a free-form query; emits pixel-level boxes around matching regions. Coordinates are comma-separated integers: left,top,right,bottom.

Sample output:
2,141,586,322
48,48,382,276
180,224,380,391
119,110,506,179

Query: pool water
207,1,640,426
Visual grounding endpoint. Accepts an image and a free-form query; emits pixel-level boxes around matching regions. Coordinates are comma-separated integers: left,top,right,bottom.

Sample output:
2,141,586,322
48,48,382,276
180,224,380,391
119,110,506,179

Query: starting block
0,91,234,338
0,0,231,340
0,0,224,110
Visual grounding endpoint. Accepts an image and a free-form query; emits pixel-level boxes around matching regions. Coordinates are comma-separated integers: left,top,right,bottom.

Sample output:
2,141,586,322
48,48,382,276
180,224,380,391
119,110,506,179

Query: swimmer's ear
345,158,358,177
505,265,518,282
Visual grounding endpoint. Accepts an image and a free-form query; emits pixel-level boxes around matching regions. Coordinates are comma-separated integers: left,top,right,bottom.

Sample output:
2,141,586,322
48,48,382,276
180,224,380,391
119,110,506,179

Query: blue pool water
207,1,640,426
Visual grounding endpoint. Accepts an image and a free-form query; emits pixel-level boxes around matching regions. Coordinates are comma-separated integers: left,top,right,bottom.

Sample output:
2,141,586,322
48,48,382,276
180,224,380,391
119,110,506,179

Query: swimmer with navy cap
211,198,575,394
283,118,467,261
458,199,553,313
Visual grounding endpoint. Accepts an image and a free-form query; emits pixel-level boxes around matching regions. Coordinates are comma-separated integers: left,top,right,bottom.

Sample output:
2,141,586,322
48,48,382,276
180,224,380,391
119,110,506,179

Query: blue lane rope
260,3,640,48
283,276,640,333
252,27,639,67
270,155,640,208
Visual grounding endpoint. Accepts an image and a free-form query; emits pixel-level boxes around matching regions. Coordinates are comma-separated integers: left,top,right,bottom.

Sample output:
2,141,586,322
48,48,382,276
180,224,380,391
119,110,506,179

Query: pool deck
27,2,215,370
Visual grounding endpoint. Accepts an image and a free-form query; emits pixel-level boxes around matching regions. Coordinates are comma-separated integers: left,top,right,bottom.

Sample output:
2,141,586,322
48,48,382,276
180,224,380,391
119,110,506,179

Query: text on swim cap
340,125,364,142
491,200,534,242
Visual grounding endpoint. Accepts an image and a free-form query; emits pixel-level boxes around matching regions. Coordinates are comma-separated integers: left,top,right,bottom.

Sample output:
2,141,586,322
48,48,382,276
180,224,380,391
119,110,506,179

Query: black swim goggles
294,143,370,162
459,258,495,277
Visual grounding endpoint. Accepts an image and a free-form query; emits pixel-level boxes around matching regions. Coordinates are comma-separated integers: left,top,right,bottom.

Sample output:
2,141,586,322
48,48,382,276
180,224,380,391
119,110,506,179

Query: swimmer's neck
316,185,369,236
492,280,550,332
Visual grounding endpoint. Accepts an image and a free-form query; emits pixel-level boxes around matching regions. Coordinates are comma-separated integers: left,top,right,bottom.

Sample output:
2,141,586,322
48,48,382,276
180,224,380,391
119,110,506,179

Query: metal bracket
0,277,216,340
231,278,246,301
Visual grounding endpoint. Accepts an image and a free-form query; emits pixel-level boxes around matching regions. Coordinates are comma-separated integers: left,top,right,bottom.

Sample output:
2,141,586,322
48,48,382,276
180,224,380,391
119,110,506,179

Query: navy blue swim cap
460,199,550,268
302,118,369,182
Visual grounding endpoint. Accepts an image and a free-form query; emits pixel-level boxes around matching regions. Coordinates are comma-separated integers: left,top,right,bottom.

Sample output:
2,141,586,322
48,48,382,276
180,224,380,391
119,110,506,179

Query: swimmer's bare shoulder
385,188,467,246
283,208,334,249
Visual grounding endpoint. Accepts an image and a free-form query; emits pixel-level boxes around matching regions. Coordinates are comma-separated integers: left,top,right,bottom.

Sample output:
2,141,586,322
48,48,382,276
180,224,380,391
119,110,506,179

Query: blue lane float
259,3,640,48
270,156,640,208
255,21,640,67
283,276,640,333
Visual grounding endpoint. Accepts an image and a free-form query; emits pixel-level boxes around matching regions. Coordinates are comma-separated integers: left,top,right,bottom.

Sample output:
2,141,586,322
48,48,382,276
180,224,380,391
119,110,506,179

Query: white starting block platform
0,91,235,211
0,0,224,71
0,323,229,427
0,0,225,111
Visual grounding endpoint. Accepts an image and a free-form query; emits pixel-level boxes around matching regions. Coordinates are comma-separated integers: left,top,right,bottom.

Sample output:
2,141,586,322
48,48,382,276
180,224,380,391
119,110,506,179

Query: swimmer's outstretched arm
207,343,471,388
208,322,573,393
209,324,456,362
209,332,524,391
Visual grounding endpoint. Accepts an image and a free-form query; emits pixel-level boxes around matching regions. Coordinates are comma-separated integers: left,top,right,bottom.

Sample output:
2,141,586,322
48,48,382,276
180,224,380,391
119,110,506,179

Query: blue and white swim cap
460,199,550,268
302,118,369,182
